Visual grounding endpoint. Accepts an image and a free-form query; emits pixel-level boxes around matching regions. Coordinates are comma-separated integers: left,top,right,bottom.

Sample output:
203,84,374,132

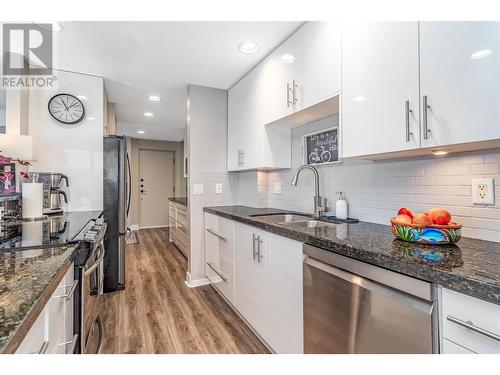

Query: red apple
397,207,414,219
395,214,413,225
428,208,452,225
414,213,433,226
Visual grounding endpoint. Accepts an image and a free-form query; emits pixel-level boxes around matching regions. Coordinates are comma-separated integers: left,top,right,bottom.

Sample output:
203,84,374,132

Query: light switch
193,183,204,195
215,183,223,194
472,178,494,205
273,181,282,194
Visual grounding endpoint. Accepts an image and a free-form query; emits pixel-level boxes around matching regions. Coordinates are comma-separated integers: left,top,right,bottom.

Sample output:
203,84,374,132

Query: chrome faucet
291,164,327,219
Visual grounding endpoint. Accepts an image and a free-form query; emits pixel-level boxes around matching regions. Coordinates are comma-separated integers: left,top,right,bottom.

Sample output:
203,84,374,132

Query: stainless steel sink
279,220,337,229
250,213,312,223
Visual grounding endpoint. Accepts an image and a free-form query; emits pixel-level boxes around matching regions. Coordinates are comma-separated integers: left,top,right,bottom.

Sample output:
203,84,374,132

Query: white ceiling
53,22,302,141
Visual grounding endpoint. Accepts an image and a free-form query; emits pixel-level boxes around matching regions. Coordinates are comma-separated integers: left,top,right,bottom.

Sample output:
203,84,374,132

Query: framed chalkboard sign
303,127,339,166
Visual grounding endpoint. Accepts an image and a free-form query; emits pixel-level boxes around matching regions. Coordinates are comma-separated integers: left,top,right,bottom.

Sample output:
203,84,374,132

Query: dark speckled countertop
204,206,500,305
169,197,187,206
0,244,78,353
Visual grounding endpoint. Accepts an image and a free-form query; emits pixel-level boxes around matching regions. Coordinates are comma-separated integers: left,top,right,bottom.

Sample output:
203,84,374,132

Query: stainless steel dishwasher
303,244,439,354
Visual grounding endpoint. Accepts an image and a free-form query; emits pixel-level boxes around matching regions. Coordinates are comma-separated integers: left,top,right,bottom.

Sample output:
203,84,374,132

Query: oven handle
84,244,105,276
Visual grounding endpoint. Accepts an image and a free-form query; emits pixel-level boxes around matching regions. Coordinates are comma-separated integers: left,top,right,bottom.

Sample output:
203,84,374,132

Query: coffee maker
30,172,69,215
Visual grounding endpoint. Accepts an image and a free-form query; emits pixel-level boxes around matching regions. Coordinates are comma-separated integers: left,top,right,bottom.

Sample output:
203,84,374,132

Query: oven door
82,243,105,354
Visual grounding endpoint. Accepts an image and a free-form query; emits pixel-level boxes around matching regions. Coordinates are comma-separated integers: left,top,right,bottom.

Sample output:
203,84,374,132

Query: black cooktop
0,210,102,250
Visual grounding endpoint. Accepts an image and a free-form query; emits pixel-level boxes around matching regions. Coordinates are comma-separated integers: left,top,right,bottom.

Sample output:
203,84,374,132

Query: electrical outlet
215,183,223,194
472,178,495,205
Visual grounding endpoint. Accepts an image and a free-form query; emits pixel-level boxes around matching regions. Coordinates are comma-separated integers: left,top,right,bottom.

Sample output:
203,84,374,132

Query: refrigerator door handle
126,152,131,218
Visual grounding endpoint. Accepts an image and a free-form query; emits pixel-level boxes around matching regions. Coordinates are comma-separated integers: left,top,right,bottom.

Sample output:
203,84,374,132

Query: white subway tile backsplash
471,163,499,175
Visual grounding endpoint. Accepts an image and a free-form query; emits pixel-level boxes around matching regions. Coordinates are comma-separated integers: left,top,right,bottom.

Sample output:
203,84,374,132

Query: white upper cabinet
342,22,421,158
227,66,264,171
259,38,295,125
419,22,500,148
227,21,342,171
293,21,342,110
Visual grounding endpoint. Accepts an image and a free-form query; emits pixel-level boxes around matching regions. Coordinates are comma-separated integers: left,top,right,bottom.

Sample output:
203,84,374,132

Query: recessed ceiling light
137,130,145,134
148,95,161,102
143,112,154,117
77,95,87,101
280,54,295,64
36,22,63,32
470,49,493,60
432,149,448,156
353,96,366,102
239,41,259,54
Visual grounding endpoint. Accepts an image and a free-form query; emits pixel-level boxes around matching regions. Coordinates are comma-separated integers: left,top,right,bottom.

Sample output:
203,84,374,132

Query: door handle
292,79,298,105
446,316,500,342
252,234,258,261
422,95,431,140
405,100,413,142
257,236,263,263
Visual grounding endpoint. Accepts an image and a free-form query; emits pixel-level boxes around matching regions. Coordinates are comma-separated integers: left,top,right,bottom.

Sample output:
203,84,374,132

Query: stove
0,211,102,250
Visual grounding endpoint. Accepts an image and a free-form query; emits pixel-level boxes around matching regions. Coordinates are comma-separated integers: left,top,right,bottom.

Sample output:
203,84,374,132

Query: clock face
48,94,86,124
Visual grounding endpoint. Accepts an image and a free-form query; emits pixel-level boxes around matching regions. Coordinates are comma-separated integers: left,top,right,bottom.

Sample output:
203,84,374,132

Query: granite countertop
0,244,78,353
169,197,187,206
204,206,500,305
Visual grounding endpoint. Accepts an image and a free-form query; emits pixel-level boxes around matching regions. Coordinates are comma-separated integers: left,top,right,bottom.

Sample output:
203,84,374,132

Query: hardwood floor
100,228,269,354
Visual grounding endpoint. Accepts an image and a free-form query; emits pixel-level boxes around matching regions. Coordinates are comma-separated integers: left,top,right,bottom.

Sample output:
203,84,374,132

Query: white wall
236,115,500,243
187,85,237,284
29,70,104,212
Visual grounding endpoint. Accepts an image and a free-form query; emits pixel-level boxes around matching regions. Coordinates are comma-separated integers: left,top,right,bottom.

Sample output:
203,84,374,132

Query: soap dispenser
336,192,348,220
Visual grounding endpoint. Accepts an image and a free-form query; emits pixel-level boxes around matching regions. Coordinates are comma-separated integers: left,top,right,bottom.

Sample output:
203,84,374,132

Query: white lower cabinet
204,215,304,353
204,213,235,305
441,288,500,354
234,222,303,354
16,263,76,354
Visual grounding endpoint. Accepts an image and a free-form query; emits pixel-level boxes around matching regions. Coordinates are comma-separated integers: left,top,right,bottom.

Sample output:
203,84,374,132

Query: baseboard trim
130,224,139,231
139,224,169,229
185,272,210,288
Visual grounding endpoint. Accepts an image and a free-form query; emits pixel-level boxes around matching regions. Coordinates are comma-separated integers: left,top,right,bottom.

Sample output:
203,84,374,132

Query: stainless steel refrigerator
103,136,131,292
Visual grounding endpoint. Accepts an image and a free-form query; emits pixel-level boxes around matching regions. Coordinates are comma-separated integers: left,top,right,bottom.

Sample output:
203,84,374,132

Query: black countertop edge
203,206,500,305
0,244,78,354
169,197,187,206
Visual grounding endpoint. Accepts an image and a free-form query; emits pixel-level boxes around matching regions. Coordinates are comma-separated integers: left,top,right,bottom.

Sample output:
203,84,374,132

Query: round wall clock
48,93,86,124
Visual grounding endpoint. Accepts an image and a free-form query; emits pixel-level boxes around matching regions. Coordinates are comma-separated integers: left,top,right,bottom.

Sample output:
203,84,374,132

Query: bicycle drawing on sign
303,127,339,166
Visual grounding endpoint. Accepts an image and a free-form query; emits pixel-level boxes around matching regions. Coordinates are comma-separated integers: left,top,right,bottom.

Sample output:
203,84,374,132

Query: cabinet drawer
442,288,500,353
204,213,234,261
176,208,187,227
206,253,235,305
443,339,475,354
16,308,47,354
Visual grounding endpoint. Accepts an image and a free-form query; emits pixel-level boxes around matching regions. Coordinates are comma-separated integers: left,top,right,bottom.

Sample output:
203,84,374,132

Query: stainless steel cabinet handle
241,150,245,166
59,334,79,354
206,228,227,242
38,341,49,354
257,236,263,263
237,150,241,167
292,80,298,105
252,234,258,261
405,100,413,142
447,315,500,342
207,262,227,282
422,95,431,139
286,82,291,107
55,280,78,301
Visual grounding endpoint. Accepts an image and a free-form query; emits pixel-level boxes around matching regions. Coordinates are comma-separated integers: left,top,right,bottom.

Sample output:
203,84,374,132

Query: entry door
139,150,175,229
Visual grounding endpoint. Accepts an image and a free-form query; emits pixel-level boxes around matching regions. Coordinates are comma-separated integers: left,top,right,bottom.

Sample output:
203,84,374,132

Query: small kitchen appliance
30,172,70,215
